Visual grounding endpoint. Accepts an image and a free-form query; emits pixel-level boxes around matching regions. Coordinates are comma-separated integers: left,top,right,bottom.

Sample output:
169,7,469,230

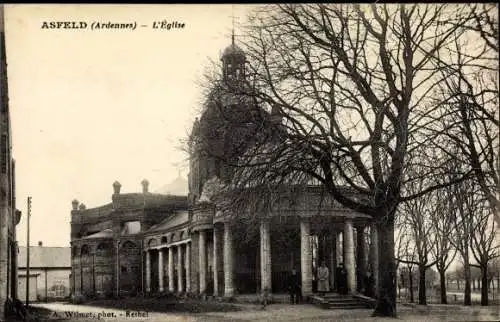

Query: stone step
321,294,353,299
311,294,372,310
325,300,366,306
323,296,358,301
324,303,369,310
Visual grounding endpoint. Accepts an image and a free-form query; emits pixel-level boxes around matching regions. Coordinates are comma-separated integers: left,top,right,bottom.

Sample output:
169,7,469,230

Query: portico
144,238,191,294
175,186,380,299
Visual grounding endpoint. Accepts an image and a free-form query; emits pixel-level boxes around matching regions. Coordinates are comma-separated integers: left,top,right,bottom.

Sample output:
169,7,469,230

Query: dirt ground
28,299,500,322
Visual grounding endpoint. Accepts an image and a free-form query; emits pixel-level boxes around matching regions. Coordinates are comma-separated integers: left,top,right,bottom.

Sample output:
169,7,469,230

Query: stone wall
118,240,142,295
18,268,71,301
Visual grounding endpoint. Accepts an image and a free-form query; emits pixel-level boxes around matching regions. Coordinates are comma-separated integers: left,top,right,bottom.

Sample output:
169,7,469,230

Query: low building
18,242,71,302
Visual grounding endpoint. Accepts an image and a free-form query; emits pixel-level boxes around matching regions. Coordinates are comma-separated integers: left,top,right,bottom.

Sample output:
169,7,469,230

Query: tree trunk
409,269,414,303
464,261,472,306
439,269,447,304
372,219,397,317
418,264,427,305
481,266,488,306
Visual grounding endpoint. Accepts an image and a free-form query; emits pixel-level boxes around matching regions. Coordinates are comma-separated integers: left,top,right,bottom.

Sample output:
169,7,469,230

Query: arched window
147,239,157,247
80,244,90,257
96,243,111,256
122,240,138,249
120,240,139,257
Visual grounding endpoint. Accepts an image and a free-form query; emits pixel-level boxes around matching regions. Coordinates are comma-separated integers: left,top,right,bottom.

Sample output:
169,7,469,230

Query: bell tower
221,28,246,83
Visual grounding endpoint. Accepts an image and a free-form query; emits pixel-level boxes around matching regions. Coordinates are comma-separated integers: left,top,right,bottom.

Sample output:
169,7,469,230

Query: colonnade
200,222,236,297
297,218,379,296
145,240,191,293
144,218,379,297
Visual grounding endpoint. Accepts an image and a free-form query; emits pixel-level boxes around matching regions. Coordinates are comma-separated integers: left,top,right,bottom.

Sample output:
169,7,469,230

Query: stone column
213,226,220,297
370,222,379,296
145,250,151,293
178,244,184,292
223,222,235,297
300,218,312,296
199,230,207,294
356,226,366,293
344,219,356,294
185,242,191,293
260,219,272,293
336,232,343,264
158,249,164,292
329,234,337,290
168,246,174,292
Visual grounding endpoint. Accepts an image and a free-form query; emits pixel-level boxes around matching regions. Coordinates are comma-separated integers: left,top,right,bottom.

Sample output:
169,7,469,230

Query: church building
70,38,380,302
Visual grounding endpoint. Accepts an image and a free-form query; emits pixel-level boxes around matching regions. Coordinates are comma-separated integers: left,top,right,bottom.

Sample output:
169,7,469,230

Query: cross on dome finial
222,7,246,79
231,5,236,46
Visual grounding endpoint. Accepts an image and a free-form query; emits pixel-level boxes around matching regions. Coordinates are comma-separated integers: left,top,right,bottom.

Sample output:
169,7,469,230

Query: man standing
337,263,348,295
287,268,301,304
317,261,330,296
364,271,375,297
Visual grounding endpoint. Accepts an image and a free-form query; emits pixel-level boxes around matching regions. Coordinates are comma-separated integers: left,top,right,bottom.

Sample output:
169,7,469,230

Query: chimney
113,181,121,195
141,179,149,194
79,203,86,210
72,199,79,210
38,241,42,247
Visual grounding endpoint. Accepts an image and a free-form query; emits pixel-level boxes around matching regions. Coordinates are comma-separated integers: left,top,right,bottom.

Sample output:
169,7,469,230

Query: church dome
222,42,246,60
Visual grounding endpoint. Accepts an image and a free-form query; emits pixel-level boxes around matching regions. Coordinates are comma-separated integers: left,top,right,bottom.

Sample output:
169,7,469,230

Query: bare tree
467,4,498,53
398,172,439,305
431,3,499,227
191,4,480,317
487,258,500,293
470,202,499,305
395,222,417,303
430,187,457,304
448,176,480,305
453,266,465,291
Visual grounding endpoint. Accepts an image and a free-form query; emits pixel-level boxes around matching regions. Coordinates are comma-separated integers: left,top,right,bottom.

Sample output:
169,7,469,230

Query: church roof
222,43,245,58
146,211,189,233
82,229,114,239
154,173,188,196
221,34,246,60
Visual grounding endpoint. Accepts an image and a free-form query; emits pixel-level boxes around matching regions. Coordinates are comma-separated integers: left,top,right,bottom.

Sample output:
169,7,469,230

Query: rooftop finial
231,5,235,46
231,5,234,46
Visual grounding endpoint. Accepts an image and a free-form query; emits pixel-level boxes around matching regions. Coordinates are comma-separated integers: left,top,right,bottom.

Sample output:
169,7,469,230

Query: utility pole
141,240,144,296
26,197,31,308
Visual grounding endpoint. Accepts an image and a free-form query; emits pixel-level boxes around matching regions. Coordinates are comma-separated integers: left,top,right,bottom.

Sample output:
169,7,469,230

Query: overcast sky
4,4,254,247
